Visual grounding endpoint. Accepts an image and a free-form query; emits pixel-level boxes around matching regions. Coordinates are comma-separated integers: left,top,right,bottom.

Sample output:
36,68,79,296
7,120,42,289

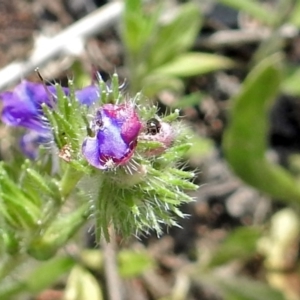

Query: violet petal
19,130,51,159
0,81,100,133
1,81,54,132
82,103,141,169
75,85,100,106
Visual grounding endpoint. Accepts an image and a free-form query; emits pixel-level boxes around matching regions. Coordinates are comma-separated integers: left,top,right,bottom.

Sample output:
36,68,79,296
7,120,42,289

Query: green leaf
171,91,204,109
290,0,300,27
122,0,159,54
28,204,88,260
251,33,285,66
218,0,277,26
0,230,20,255
125,0,142,13
1,193,41,230
220,277,285,300
147,3,202,70
122,2,202,94
196,272,285,300
0,256,75,298
223,54,300,204
186,133,214,162
0,168,42,230
258,208,300,270
71,60,91,88
118,250,154,278
142,74,184,97
25,168,61,202
80,250,103,272
209,227,261,267
26,256,75,292
64,265,103,300
282,66,300,96
153,53,235,77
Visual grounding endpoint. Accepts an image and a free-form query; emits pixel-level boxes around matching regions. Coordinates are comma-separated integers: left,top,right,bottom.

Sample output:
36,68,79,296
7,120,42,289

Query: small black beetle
146,118,161,135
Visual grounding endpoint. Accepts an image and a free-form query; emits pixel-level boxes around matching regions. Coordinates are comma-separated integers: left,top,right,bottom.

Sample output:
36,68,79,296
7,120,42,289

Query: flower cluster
0,75,197,239
0,80,100,158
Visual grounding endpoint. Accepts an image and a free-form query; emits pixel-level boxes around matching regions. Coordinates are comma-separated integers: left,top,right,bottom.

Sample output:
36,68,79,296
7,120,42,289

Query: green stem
60,166,83,199
94,175,110,242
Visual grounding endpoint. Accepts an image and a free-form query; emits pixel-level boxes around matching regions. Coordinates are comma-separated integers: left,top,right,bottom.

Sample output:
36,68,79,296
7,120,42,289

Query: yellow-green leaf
153,53,235,78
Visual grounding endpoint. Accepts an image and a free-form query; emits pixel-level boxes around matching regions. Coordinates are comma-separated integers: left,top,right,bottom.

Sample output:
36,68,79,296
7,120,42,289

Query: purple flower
82,103,142,169
19,131,50,160
0,80,100,159
0,80,100,133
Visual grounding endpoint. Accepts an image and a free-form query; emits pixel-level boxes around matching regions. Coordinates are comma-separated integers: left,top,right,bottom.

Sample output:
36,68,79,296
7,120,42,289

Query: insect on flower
146,118,161,135
140,117,175,157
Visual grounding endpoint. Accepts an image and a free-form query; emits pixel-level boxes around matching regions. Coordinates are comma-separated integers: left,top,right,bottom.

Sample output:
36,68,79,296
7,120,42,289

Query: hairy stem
102,227,123,300
60,166,83,199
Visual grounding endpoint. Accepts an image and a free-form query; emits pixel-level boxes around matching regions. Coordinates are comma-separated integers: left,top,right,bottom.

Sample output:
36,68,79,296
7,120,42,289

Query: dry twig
197,24,298,49
0,1,123,91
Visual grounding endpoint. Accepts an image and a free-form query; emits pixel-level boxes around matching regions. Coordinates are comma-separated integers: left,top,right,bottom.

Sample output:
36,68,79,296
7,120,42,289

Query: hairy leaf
223,54,300,204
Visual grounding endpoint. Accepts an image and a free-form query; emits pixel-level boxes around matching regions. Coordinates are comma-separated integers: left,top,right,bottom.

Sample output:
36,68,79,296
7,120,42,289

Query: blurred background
2,0,300,299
